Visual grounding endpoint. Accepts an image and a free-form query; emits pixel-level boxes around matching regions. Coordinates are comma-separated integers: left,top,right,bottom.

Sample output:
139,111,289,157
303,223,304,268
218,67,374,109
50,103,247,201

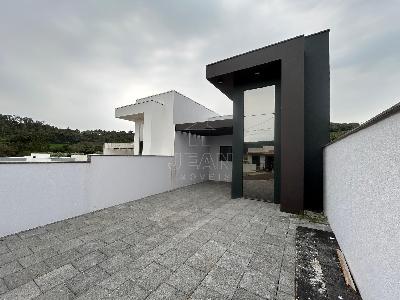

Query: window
219,146,232,161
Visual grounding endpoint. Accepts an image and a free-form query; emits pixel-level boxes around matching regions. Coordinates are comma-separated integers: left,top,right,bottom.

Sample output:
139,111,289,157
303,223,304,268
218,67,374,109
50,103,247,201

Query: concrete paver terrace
0,182,330,300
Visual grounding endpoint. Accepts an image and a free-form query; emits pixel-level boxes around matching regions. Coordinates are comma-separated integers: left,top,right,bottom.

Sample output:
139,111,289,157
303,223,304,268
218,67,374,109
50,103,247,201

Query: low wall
0,132,233,238
0,156,175,237
324,111,400,300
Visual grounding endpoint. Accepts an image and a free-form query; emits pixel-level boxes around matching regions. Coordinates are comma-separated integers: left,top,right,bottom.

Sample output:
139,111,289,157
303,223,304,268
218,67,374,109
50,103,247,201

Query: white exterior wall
88,156,173,211
134,121,143,155
0,156,174,237
0,162,90,237
172,92,218,124
207,135,232,182
173,132,210,188
116,91,218,156
172,133,232,185
324,113,400,300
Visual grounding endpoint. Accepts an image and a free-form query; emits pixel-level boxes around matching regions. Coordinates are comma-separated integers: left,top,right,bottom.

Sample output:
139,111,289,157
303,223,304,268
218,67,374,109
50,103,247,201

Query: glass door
243,86,275,201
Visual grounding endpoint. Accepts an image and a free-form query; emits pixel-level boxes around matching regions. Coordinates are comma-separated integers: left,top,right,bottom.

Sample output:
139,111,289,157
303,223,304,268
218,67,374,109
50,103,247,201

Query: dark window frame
219,146,232,161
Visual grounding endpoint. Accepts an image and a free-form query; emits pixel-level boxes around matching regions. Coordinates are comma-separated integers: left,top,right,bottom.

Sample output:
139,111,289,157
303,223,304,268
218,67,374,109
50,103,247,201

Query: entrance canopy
175,118,233,136
206,30,330,213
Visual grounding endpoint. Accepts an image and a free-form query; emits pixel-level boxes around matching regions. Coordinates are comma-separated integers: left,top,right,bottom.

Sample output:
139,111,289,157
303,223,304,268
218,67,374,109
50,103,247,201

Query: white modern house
115,90,234,185
115,90,219,156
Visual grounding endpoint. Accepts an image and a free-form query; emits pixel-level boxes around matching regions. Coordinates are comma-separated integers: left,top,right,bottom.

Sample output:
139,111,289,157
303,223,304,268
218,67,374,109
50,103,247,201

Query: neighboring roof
326,101,400,146
115,90,217,115
175,119,233,136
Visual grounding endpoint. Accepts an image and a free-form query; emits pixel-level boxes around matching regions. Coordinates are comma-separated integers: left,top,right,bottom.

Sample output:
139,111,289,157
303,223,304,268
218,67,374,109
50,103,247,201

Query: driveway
0,182,329,300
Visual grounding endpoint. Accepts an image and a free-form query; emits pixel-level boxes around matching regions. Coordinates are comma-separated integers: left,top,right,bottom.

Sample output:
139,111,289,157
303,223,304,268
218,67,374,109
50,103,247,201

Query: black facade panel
206,30,330,214
304,32,330,211
231,90,244,198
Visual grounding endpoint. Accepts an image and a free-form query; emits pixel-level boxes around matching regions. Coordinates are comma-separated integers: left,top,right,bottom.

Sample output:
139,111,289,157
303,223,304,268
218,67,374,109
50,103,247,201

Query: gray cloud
0,0,399,130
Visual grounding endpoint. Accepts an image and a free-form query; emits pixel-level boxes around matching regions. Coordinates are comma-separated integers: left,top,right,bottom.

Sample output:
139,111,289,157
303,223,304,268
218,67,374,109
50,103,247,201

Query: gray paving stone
0,279,8,295
76,241,107,256
56,229,86,242
232,288,265,300
0,182,301,300
260,233,285,247
75,286,111,300
174,238,202,257
136,262,172,292
156,249,191,271
97,265,141,291
228,242,255,259
100,240,130,257
18,227,48,240
239,270,277,299
33,283,74,300
45,250,82,270
35,264,79,292
248,255,281,282
3,262,50,290
188,229,214,244
0,247,32,266
18,248,57,268
129,251,160,270
217,251,250,273
278,270,295,290
99,253,132,274
0,246,9,256
73,250,107,271
275,290,295,300
147,283,186,300
66,266,109,295
277,281,294,297
54,238,84,253
0,281,41,300
211,231,239,247
190,285,228,299
122,232,147,246
122,245,148,261
167,264,206,294
202,266,243,298
109,280,149,300
186,240,226,272
0,261,23,278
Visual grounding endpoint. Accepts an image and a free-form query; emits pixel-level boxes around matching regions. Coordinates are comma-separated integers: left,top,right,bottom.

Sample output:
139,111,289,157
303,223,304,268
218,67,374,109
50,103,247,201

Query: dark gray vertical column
274,83,281,204
231,89,244,198
280,40,305,213
304,31,330,211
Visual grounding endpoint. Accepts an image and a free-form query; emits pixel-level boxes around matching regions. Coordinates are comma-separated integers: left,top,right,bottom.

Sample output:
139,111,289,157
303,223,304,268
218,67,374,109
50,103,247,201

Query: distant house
103,143,134,155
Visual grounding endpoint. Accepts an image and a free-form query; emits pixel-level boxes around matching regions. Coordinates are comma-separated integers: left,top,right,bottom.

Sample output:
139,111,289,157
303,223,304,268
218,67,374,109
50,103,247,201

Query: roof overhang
206,30,329,100
115,100,163,121
175,119,233,136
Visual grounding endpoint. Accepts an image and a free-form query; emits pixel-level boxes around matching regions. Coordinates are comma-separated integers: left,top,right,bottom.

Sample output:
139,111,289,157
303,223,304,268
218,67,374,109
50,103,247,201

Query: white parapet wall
324,111,400,300
0,156,179,237
0,130,231,237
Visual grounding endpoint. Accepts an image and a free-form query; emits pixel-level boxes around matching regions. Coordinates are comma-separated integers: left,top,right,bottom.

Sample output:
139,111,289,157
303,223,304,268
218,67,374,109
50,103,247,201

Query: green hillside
330,122,360,141
0,114,134,157
0,114,358,157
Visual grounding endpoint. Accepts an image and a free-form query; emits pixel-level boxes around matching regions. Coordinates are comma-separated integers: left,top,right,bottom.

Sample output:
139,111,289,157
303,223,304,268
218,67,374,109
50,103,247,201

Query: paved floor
243,180,274,201
0,182,330,300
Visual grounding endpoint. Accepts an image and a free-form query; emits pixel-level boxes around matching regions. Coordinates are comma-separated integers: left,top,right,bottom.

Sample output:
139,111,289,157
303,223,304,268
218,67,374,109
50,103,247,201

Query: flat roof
175,119,233,136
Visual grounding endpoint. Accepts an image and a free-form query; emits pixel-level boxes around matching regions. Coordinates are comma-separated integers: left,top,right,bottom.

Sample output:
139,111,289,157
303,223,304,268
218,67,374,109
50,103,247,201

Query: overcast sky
1,0,399,131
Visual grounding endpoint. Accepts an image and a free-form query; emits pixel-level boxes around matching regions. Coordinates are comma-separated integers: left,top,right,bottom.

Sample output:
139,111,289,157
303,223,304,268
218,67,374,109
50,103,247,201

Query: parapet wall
324,108,400,300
